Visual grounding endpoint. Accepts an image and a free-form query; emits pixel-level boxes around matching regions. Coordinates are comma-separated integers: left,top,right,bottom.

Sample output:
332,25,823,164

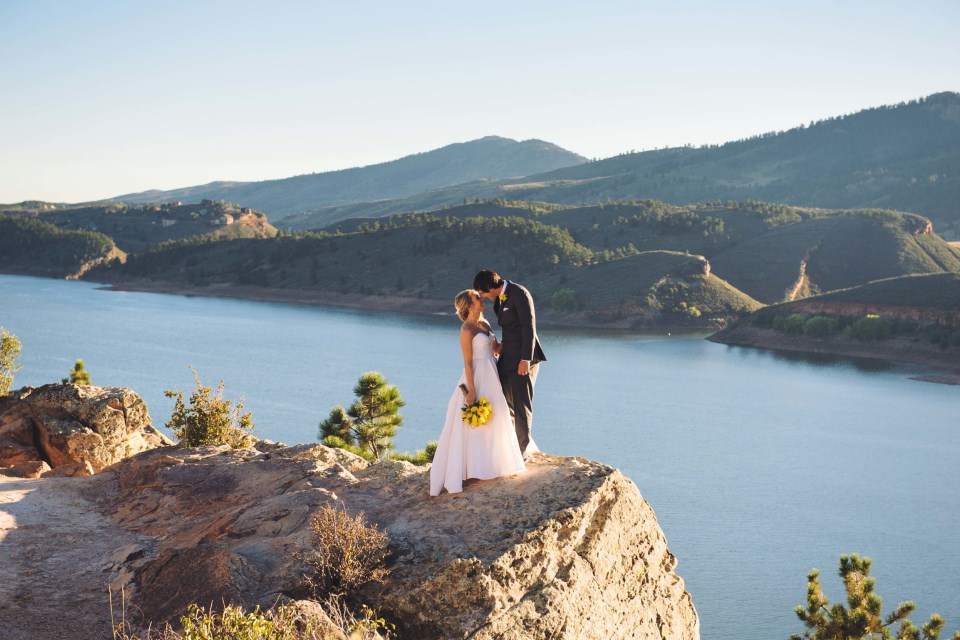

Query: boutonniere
498,293,507,303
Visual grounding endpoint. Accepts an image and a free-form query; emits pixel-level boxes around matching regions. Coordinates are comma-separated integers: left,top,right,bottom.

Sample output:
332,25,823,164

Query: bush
772,315,786,331
390,440,438,466
0,327,22,396
550,288,583,311
846,314,893,341
164,369,254,448
305,504,390,598
803,315,839,338
111,597,392,639
784,313,806,334
791,554,959,640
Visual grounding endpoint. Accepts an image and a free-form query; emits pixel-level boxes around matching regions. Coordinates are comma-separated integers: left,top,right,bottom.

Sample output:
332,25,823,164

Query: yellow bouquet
461,398,492,427
458,383,492,427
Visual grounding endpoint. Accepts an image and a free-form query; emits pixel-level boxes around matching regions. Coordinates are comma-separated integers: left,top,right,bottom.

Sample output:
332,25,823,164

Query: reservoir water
2,274,957,639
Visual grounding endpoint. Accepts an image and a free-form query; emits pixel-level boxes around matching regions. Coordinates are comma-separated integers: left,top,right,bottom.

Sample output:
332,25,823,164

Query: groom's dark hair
473,270,503,292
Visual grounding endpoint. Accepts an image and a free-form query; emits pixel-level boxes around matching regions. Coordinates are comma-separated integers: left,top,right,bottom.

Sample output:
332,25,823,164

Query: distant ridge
280,92,960,237
112,136,586,218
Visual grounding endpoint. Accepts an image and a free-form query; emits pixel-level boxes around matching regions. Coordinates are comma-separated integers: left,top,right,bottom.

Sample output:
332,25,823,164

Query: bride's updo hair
454,289,485,323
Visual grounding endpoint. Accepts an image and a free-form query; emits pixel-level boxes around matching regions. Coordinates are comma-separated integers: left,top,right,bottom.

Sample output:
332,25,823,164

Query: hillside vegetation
87,212,760,329
0,200,277,253
277,93,960,237
780,272,960,313
716,272,960,363
708,210,960,303
113,136,586,219
320,200,960,305
0,214,120,277
79,197,960,329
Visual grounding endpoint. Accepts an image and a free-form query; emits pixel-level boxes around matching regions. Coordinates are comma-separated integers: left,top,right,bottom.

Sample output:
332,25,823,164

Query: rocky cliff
0,438,699,639
0,384,173,478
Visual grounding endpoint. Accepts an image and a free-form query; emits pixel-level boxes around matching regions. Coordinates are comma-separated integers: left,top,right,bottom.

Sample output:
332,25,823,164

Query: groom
473,270,546,456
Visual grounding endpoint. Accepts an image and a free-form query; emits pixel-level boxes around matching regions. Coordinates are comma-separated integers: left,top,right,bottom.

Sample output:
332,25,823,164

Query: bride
429,290,526,496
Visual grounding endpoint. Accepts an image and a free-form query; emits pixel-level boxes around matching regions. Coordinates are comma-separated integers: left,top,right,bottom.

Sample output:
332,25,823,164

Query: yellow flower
499,293,507,302
461,397,493,428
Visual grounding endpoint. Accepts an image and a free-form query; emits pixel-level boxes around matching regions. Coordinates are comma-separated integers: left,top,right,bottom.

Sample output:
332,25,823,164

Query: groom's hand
517,360,531,376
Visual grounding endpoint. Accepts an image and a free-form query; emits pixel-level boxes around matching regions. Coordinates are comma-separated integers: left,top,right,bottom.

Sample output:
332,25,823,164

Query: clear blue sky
1,0,958,203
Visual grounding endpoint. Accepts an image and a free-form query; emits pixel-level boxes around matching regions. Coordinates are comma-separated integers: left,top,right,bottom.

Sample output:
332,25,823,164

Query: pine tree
0,327,23,396
63,359,92,385
791,554,960,640
319,372,405,460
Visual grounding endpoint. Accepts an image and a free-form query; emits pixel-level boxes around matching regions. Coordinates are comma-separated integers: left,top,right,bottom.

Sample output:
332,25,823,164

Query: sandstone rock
41,460,95,478
6,459,51,478
90,445,698,639
0,384,174,474
0,441,41,467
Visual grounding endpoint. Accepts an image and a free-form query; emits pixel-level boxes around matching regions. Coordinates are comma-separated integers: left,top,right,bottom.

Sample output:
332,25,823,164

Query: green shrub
802,315,839,338
550,287,583,311
784,313,806,334
791,554,959,640
111,598,392,639
846,314,893,340
390,440,438,466
0,327,22,396
772,315,786,331
164,369,254,448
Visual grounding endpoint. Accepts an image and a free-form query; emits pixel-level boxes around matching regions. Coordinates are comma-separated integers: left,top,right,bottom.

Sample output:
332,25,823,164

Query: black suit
494,281,545,453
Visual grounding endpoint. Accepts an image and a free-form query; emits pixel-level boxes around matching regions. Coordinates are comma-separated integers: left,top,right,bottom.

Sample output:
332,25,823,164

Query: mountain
112,136,586,218
278,93,960,238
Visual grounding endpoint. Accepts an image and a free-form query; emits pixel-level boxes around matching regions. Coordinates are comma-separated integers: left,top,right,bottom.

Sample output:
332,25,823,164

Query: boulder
95,444,698,639
0,383,173,474
5,459,51,478
42,460,95,478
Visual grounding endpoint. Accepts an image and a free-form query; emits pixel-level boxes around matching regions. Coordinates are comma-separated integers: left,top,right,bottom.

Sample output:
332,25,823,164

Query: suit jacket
494,281,546,371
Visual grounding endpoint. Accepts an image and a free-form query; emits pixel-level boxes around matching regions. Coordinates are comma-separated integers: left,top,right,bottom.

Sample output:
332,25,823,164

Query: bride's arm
460,327,477,405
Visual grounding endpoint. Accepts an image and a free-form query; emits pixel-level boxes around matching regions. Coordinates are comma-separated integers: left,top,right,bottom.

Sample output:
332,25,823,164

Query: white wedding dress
430,331,528,496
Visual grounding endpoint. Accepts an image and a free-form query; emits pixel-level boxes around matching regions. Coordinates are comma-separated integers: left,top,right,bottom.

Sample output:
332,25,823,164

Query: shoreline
709,326,960,384
7,272,958,380
92,278,719,333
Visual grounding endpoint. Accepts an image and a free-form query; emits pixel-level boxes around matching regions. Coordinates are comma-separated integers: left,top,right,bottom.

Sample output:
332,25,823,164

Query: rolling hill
86,214,759,329
0,200,277,254
707,210,960,303
277,92,960,238
316,199,960,305
804,271,960,312
112,136,586,219
0,214,121,278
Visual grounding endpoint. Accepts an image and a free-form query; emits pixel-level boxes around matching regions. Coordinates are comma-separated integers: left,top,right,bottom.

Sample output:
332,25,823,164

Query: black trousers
499,362,539,454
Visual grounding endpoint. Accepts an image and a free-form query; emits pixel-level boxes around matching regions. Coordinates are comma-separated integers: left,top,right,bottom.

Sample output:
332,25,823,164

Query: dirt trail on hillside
0,475,144,640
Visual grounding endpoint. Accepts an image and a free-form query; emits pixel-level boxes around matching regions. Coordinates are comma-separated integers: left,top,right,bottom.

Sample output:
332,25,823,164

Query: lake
1,274,957,639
